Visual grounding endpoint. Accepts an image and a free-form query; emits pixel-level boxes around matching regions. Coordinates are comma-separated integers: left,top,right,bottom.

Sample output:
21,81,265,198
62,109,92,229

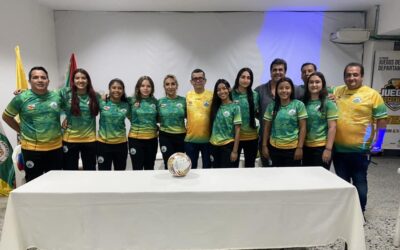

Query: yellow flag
15,46,28,90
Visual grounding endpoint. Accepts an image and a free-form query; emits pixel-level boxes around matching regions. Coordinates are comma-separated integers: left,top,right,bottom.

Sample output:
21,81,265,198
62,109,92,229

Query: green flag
0,122,15,195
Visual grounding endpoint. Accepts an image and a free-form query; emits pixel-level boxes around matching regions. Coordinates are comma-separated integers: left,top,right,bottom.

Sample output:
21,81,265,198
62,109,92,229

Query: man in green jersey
2,67,63,182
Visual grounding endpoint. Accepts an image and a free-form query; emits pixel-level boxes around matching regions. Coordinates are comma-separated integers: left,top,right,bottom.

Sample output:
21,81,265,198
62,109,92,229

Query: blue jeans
184,142,211,169
333,152,369,212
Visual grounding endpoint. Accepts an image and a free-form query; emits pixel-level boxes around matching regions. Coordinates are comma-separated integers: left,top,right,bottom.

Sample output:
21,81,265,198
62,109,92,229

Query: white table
0,168,365,250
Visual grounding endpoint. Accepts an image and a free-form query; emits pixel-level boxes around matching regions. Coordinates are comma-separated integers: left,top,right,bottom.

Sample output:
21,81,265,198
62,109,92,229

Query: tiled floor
0,156,399,249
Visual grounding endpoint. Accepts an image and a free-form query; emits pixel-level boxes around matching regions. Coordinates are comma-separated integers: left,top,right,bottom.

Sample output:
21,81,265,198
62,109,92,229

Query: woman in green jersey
262,77,308,166
61,68,99,171
97,78,130,171
232,68,259,168
303,72,337,169
128,76,158,170
157,74,186,169
209,79,241,168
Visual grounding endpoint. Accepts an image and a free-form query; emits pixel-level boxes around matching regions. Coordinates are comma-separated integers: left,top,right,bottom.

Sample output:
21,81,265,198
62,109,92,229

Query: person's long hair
233,67,256,129
71,68,99,117
210,79,232,131
272,77,295,121
303,71,328,113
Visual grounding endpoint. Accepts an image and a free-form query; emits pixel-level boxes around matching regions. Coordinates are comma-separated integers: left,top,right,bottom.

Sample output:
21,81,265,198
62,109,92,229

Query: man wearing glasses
184,69,213,168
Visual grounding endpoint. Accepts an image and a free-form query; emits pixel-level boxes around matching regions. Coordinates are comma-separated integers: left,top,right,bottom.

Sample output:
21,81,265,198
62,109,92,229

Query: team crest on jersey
25,160,35,169
352,97,362,103
134,102,140,107
49,102,58,109
27,104,36,110
204,101,210,107
161,103,167,108
176,103,183,108
288,109,297,116
223,111,230,117
104,106,110,111
151,104,156,109
97,156,104,164
188,101,193,106
0,140,10,163
120,108,127,113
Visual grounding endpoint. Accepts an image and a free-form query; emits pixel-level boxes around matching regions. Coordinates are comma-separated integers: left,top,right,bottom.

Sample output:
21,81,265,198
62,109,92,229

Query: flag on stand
0,122,15,196
15,46,28,91
65,53,77,88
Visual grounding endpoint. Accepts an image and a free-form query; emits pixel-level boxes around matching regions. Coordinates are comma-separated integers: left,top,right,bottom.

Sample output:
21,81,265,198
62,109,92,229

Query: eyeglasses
191,77,205,82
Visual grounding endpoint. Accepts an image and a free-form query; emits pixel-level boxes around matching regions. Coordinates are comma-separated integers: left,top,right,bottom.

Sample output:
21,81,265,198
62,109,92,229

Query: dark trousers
303,146,330,170
233,139,258,168
184,142,211,169
22,147,63,182
128,137,158,170
269,144,301,167
159,131,185,169
211,142,235,168
62,141,97,170
97,141,128,171
333,152,369,212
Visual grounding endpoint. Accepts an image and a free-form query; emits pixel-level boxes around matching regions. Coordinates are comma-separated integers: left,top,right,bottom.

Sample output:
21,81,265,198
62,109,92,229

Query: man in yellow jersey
333,62,387,213
185,69,213,168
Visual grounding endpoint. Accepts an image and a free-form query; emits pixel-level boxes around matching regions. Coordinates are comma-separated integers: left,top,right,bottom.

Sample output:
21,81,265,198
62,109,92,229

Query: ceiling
37,0,386,12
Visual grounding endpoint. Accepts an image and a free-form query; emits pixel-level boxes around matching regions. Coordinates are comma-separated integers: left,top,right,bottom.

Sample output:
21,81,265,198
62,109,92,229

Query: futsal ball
167,152,192,177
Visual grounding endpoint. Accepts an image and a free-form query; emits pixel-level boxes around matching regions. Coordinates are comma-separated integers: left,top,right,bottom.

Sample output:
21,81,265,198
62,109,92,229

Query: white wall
0,0,59,146
377,0,400,35
54,11,364,97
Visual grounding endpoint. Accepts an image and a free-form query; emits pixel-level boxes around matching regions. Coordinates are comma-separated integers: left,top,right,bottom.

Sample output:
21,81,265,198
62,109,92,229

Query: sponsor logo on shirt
27,104,36,110
104,106,110,111
161,103,167,108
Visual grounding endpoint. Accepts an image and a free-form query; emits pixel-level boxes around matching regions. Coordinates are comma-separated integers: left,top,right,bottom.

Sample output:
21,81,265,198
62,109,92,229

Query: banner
0,122,15,195
372,51,400,150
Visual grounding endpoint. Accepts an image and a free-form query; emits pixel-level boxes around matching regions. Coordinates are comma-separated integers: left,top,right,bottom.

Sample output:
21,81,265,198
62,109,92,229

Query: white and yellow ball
167,152,192,177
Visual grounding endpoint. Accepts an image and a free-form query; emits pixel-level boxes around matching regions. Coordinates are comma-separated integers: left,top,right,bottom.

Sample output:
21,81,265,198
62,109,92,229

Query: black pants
159,131,185,169
269,144,301,167
233,139,258,168
128,137,158,170
97,141,128,171
303,146,330,169
211,142,235,168
22,147,63,182
62,141,97,171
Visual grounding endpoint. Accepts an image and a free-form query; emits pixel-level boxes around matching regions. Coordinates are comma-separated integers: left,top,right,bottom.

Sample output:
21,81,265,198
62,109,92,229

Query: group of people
2,58,387,213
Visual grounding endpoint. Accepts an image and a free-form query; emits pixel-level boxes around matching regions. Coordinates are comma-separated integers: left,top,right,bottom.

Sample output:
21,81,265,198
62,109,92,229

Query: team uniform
3,90,63,181
263,99,308,166
210,103,242,168
158,96,186,169
60,88,98,170
184,90,213,168
303,99,338,169
333,85,387,211
128,97,158,170
231,89,259,167
97,98,130,170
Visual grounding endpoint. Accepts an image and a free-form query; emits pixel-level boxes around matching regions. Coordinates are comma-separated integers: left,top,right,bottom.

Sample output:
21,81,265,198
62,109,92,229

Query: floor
0,155,399,249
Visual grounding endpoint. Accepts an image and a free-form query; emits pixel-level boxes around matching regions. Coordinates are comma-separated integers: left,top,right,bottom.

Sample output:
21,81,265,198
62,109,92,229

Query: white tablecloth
0,167,365,250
